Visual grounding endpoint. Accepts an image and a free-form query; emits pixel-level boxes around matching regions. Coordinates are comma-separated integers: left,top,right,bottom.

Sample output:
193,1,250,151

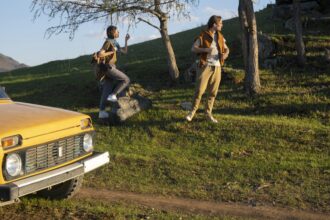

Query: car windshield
0,87,9,99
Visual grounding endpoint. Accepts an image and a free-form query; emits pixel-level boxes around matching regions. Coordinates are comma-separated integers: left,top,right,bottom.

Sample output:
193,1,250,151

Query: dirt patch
77,188,329,220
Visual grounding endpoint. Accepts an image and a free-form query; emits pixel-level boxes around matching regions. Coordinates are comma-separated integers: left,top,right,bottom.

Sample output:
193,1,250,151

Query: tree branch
31,0,198,39
137,17,161,31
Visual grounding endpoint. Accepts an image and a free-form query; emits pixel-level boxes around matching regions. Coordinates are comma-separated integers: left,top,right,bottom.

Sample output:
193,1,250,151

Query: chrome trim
15,163,83,188
0,152,110,202
83,151,109,173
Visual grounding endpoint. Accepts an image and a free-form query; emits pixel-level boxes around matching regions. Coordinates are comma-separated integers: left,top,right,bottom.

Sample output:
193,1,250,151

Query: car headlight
5,153,23,177
83,133,93,152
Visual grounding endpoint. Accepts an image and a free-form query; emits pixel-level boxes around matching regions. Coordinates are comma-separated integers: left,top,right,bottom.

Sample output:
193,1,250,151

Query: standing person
186,15,229,123
98,25,130,119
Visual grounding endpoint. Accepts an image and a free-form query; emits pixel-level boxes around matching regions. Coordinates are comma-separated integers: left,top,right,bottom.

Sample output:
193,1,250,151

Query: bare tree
293,0,306,66
31,0,198,82
238,0,261,95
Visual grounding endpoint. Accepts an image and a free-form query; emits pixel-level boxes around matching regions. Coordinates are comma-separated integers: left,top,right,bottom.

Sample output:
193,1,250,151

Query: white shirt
194,33,226,67
206,33,220,67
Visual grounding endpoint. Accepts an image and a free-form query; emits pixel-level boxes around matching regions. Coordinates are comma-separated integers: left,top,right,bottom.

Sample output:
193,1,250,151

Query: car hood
0,102,88,140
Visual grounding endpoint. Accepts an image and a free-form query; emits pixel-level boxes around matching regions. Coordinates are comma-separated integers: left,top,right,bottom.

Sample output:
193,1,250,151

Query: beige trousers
191,65,221,115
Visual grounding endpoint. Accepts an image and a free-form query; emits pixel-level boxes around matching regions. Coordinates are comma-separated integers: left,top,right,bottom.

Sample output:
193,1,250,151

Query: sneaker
185,112,194,122
206,114,218,123
98,110,109,119
107,94,118,102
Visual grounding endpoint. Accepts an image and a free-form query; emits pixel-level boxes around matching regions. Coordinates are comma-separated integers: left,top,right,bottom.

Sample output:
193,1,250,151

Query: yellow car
0,87,109,206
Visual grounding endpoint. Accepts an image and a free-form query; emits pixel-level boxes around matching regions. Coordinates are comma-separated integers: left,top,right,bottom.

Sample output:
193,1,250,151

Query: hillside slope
0,6,329,217
0,53,28,72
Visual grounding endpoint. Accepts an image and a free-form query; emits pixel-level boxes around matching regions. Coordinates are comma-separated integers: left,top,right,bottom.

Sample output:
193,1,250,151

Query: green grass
83,69,329,211
0,197,245,220
0,6,329,217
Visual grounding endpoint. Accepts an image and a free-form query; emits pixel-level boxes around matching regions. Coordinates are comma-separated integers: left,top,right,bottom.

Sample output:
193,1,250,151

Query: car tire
36,175,83,200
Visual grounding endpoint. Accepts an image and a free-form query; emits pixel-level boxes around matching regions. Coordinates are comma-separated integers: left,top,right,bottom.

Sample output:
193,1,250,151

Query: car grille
24,135,86,174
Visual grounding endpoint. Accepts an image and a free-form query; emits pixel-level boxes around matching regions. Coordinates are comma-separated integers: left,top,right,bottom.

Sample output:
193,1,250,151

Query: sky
0,0,275,67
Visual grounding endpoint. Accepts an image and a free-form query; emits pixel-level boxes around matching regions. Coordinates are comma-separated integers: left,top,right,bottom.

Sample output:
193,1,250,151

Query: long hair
207,15,222,29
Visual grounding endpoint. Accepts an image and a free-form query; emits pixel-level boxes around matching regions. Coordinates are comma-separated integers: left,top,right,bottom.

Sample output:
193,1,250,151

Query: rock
258,33,284,70
284,17,295,31
325,48,330,62
126,83,152,97
117,97,138,109
101,82,152,123
183,62,198,83
272,4,292,20
258,34,277,60
307,9,324,18
114,94,152,122
263,58,278,70
181,102,192,111
299,1,319,11
273,0,321,20
71,67,79,71
308,16,330,23
306,30,321,34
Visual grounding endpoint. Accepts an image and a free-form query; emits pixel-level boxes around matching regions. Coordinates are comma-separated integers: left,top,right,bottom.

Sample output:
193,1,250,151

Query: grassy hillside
0,6,329,218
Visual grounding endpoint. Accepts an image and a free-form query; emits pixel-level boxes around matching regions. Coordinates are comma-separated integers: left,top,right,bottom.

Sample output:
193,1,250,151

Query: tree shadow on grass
89,108,195,129
214,102,329,122
1,71,100,110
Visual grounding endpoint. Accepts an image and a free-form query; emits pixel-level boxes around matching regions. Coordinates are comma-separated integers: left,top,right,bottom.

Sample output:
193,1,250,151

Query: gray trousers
99,65,130,111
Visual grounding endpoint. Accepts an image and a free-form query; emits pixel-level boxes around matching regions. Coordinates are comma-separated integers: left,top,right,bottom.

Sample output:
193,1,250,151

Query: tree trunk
293,0,306,66
246,0,260,94
239,0,249,74
238,0,261,95
159,17,180,82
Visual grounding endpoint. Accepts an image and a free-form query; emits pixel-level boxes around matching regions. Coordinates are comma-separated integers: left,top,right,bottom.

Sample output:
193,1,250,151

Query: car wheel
36,175,83,200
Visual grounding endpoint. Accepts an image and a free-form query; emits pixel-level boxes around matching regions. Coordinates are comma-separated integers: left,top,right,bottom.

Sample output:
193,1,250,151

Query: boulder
111,94,152,122
100,83,152,124
183,61,198,83
272,4,292,20
273,0,320,20
180,102,192,111
284,17,295,31
299,1,320,11
258,34,277,60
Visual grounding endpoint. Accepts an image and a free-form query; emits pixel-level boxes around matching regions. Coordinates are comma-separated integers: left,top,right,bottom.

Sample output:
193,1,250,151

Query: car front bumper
0,151,109,202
